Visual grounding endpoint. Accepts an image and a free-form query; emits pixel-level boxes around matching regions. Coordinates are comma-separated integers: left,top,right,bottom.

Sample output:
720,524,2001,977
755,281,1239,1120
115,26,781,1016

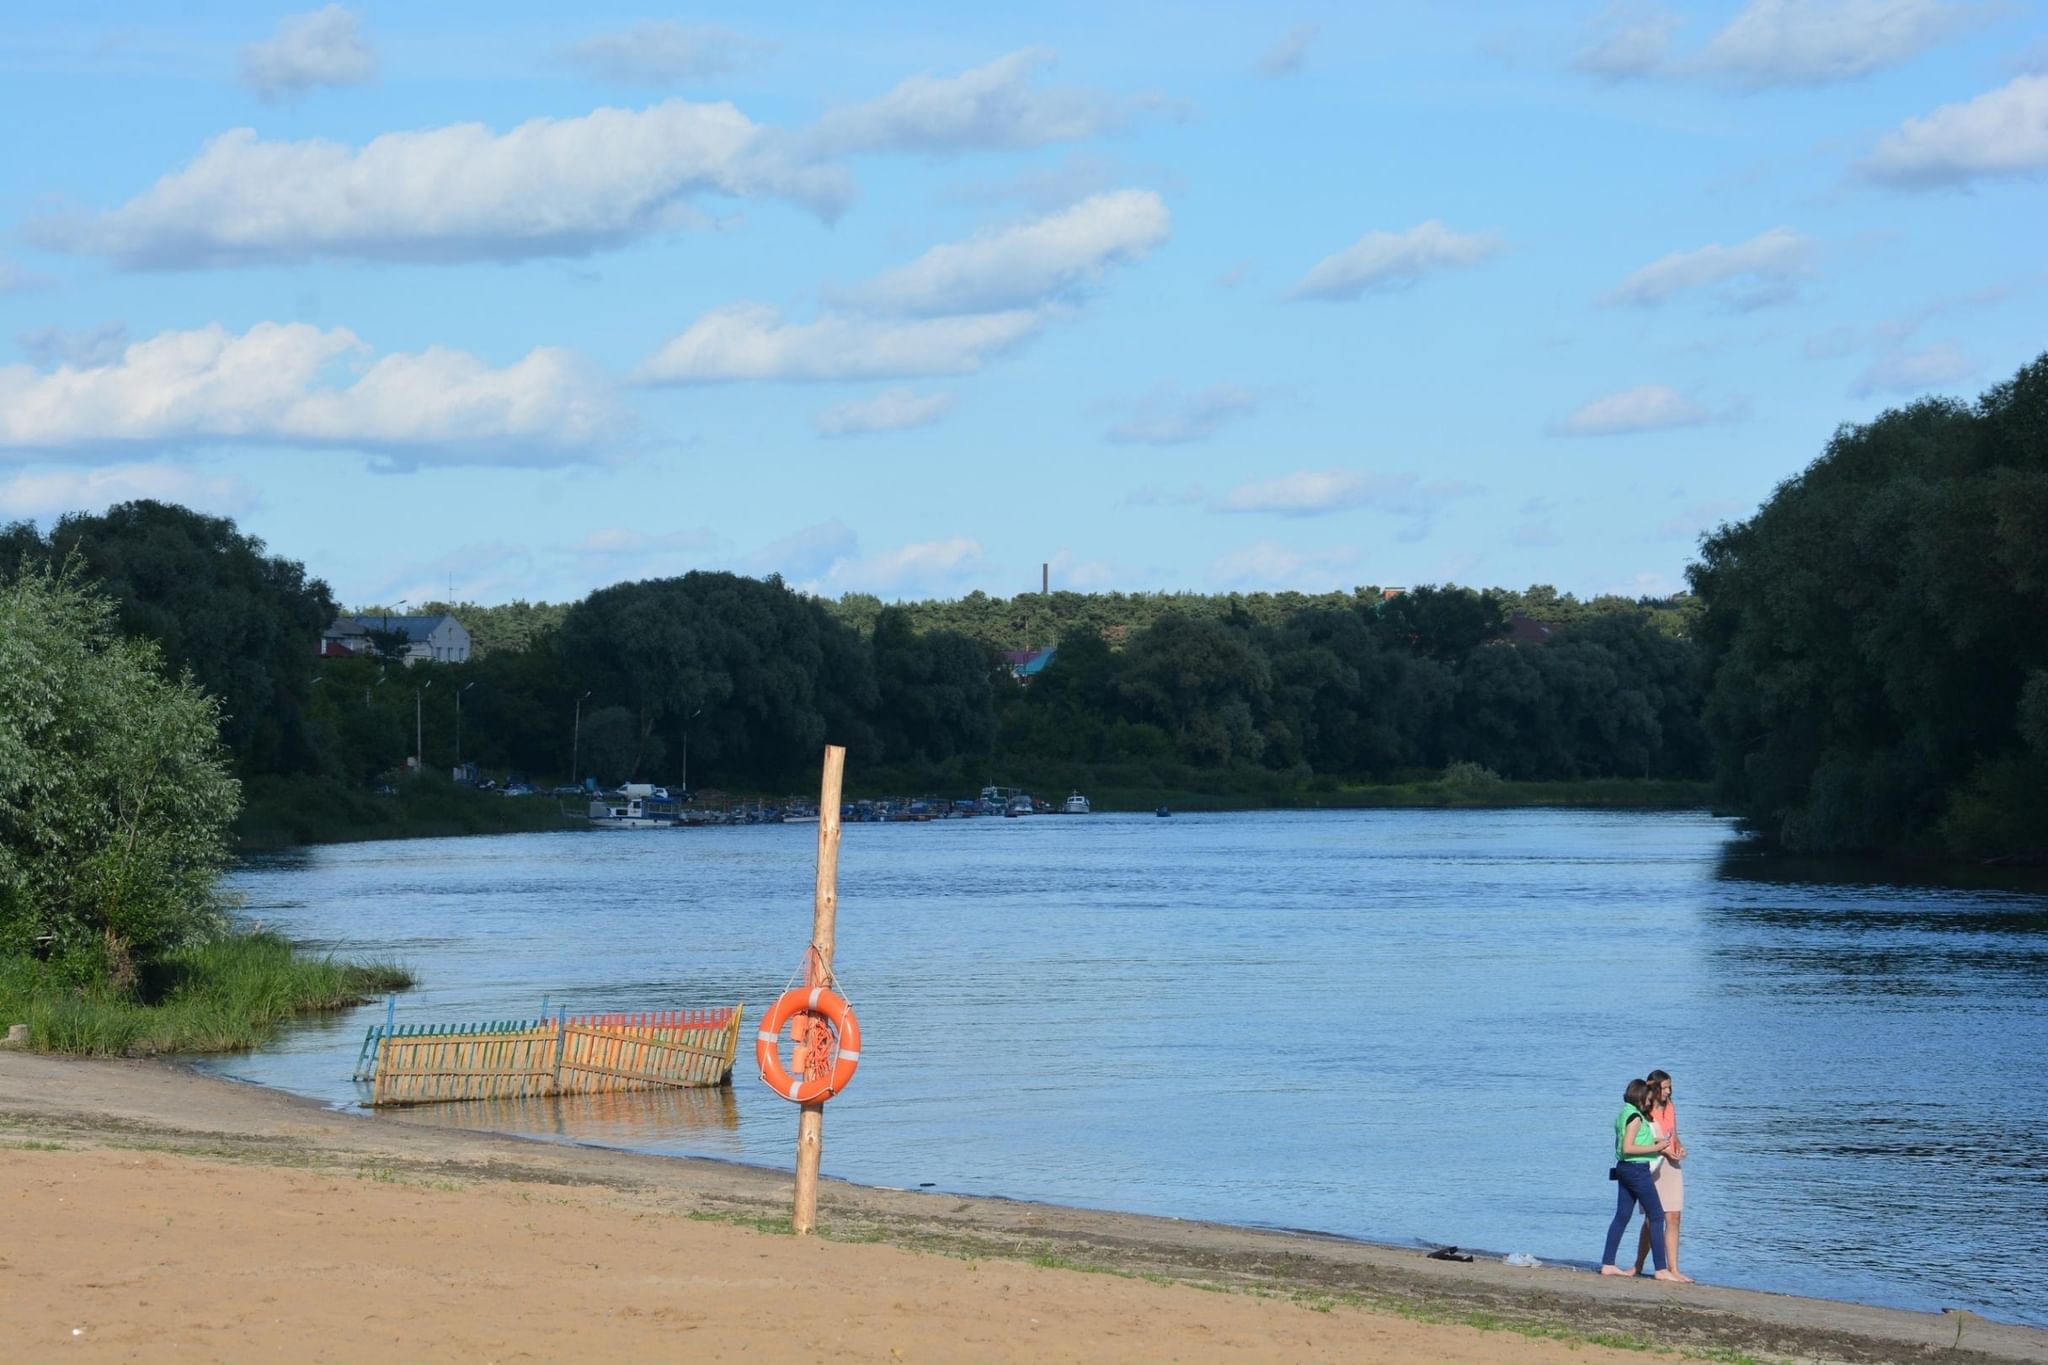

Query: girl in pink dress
1632,1069,1687,1278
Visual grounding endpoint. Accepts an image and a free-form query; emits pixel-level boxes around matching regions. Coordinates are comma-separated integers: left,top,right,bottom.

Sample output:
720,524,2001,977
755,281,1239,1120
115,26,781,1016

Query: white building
320,613,472,665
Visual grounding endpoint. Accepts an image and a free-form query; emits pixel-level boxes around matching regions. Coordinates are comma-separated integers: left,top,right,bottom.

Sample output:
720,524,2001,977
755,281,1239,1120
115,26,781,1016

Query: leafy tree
1691,353,2048,858
7,502,335,778
0,565,239,981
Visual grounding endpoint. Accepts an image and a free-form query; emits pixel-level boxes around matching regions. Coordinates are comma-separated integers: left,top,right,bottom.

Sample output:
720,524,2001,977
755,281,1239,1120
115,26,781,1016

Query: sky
0,2,2042,609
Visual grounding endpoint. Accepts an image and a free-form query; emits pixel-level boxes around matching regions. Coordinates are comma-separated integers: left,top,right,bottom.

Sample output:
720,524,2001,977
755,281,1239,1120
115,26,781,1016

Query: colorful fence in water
356,1005,744,1107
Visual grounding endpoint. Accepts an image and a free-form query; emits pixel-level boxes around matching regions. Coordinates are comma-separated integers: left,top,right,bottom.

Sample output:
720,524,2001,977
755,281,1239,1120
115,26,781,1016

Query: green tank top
1615,1104,1656,1162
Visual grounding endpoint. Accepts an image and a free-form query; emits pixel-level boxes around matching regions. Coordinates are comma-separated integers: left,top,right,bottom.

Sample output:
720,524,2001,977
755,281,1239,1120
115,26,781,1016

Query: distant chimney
1042,562,1049,595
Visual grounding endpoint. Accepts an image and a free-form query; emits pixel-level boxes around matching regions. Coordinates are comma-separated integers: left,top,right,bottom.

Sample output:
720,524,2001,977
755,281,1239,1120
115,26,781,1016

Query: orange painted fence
365,1006,743,1107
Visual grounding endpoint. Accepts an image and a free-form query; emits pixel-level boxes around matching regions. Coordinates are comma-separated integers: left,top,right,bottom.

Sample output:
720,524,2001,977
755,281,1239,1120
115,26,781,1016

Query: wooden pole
792,743,845,1236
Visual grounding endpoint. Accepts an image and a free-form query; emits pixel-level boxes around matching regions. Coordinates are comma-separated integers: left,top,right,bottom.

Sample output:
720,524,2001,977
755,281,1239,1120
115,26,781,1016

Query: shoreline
5,1052,2043,1363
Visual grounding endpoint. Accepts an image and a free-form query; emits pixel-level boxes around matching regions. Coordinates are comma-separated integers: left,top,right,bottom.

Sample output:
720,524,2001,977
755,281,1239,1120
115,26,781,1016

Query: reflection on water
390,1082,743,1155
202,810,2048,1326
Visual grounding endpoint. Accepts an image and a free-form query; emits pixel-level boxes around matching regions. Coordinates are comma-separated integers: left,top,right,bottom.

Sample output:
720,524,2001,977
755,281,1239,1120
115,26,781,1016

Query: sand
3,1052,2043,1364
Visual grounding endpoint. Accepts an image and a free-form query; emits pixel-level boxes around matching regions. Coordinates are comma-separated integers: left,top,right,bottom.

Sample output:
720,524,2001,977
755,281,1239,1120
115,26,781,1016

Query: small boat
1155,804,1171,818
1061,791,1091,815
587,796,673,829
1004,794,1034,817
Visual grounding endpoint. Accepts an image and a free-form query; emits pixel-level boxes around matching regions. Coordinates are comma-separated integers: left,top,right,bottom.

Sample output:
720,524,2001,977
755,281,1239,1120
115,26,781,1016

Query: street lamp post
382,598,409,662
571,690,592,787
455,682,477,772
680,706,703,794
414,678,432,775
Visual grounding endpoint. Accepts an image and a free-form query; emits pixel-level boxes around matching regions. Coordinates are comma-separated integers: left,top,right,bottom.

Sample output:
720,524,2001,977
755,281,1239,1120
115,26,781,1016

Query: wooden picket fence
360,1006,744,1107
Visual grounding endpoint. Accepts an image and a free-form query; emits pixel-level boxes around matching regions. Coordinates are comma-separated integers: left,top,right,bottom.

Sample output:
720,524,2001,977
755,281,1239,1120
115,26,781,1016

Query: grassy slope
0,932,411,1056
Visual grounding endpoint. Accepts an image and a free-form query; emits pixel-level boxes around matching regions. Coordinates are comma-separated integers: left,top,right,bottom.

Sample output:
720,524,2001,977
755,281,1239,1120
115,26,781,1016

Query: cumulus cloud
1209,540,1361,592
1104,383,1259,445
832,190,1169,316
1698,0,1985,87
239,5,375,101
1858,74,2048,187
0,463,259,520
1572,1,1679,79
804,48,1126,158
1211,471,1478,538
1259,24,1319,78
563,22,769,86
635,304,1045,383
812,388,954,437
1852,340,1977,394
1288,220,1506,301
0,322,621,467
50,104,850,269
0,258,57,295
1550,384,1710,435
1601,227,1814,309
772,531,988,597
16,322,129,369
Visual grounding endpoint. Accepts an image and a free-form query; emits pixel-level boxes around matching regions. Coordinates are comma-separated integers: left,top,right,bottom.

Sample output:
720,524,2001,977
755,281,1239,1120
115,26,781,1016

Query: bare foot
1599,1265,1631,1277
1653,1269,1694,1283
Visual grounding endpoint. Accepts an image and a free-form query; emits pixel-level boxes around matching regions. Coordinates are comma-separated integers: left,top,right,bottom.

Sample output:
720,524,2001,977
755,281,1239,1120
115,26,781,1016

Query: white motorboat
587,796,672,829
1061,791,1091,814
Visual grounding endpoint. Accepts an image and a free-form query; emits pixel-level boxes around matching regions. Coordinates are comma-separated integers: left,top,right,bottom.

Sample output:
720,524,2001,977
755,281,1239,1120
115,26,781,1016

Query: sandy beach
3,1052,2043,1364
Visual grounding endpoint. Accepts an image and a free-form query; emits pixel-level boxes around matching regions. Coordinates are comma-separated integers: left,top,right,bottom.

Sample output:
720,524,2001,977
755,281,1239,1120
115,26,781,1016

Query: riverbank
4,1054,2040,1364
234,774,581,851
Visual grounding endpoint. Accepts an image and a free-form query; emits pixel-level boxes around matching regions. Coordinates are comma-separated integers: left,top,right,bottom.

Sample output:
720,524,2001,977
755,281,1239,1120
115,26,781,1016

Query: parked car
502,783,536,797
550,784,583,797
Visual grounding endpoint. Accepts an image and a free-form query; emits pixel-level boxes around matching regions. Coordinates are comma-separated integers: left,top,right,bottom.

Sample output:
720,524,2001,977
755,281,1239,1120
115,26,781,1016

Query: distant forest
4,352,2042,862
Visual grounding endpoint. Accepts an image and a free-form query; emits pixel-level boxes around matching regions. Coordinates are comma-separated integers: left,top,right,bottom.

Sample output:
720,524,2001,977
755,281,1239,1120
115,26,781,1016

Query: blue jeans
1603,1162,1668,1270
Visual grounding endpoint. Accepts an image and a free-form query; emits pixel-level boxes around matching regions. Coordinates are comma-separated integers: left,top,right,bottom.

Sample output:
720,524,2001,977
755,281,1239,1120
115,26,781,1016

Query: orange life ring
755,986,861,1103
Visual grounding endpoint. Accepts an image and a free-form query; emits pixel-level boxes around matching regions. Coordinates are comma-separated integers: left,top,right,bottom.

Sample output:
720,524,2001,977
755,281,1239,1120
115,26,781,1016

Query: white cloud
239,5,375,101
16,322,128,369
1655,499,1748,540
804,48,1125,157
1858,74,2048,187
812,388,954,437
0,258,57,295
1209,540,1361,592
635,304,1046,384
818,536,989,597
1852,340,1977,394
563,22,769,86
1259,25,1319,78
0,463,259,520
1601,227,1814,309
832,190,1169,316
53,103,850,269
1550,384,1710,435
0,322,622,466
1105,383,1259,445
748,521,860,581
1288,220,1506,301
1211,470,1478,532
1698,0,1985,87
1572,2,1679,79
1047,548,1122,591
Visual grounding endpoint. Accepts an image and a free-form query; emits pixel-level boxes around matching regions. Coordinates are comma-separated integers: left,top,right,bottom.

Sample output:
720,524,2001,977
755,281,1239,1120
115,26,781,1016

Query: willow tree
0,565,240,984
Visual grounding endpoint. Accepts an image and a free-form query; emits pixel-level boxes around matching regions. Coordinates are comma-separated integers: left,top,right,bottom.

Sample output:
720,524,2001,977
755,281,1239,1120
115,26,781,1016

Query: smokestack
1041,562,1049,595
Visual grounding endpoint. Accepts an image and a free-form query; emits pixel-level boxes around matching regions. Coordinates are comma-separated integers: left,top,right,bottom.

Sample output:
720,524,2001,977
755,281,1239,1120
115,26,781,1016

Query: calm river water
203,809,2048,1325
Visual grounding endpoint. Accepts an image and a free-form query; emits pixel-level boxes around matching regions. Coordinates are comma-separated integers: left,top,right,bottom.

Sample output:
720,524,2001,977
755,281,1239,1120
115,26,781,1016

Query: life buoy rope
755,985,861,1103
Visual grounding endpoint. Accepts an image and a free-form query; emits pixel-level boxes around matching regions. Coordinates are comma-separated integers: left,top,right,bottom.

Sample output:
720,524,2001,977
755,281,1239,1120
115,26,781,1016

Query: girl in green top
1601,1078,1690,1281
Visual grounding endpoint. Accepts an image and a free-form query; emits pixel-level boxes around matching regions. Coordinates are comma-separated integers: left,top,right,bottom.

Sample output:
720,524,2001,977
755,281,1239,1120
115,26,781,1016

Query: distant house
1002,645,1057,681
320,613,472,665
1505,611,1554,646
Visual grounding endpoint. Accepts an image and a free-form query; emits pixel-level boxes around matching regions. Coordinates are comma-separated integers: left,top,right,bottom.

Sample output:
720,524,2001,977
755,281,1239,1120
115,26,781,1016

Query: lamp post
571,690,592,787
680,706,703,794
414,678,432,775
382,598,409,662
455,681,476,772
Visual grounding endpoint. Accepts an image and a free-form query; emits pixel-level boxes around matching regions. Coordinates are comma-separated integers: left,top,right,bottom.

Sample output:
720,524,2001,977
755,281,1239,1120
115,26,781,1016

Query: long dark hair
1645,1068,1672,1112
1623,1077,1653,1116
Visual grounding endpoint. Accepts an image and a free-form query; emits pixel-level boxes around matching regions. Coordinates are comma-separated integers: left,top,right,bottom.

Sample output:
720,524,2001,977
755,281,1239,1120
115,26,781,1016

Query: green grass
234,774,583,851
0,930,413,1056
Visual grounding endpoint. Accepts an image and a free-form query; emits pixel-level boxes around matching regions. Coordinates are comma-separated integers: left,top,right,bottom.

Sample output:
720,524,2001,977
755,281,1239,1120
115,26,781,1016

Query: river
202,808,2048,1326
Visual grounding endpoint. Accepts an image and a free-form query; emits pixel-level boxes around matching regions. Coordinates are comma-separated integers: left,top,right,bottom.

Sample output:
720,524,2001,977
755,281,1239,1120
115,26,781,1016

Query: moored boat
1061,791,1091,814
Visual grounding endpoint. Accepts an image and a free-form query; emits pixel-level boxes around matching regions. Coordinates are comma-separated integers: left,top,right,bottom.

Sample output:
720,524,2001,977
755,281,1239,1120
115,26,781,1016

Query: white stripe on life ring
837,1050,860,1062
756,1031,778,1044
786,1079,803,1101
807,986,825,1008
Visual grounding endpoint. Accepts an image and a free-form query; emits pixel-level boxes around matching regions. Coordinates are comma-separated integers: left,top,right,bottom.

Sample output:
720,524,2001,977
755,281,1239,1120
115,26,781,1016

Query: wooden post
792,744,845,1236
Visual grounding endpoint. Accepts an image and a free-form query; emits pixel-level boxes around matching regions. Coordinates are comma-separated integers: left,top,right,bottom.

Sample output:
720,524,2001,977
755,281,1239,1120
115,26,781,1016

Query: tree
9,502,336,778
1690,353,2048,858
0,565,240,981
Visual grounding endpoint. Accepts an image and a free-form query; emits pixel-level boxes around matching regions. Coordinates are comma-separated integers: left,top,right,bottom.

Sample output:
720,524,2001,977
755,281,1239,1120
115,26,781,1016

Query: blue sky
1,2,2041,607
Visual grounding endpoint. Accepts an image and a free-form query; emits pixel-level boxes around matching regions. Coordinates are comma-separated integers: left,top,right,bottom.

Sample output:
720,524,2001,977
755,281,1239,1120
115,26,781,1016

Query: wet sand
3,1052,2042,1364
